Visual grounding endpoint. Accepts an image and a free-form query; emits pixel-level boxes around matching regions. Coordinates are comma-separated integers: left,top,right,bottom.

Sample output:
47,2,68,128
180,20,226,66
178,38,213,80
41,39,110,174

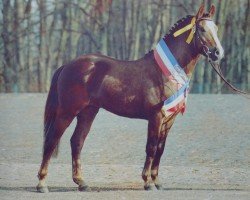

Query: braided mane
164,13,211,40
145,13,210,56
164,15,193,40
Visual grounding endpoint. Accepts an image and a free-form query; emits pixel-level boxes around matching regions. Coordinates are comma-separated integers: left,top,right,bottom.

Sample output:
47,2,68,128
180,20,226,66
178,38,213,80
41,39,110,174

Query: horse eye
199,26,206,32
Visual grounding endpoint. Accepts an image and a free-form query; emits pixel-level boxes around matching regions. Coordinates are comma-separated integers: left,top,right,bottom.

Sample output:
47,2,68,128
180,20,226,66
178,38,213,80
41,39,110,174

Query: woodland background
0,0,249,93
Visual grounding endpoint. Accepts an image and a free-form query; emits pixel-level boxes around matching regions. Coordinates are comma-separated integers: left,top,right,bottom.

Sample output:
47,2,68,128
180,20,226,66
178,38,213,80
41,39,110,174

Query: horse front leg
151,115,176,190
142,112,163,190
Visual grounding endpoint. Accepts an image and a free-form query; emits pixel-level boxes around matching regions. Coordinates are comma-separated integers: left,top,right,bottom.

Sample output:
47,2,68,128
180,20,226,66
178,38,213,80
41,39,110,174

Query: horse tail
43,66,64,158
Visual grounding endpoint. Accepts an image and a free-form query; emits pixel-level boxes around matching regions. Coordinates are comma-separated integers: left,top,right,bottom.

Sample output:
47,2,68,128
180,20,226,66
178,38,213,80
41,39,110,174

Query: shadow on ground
0,186,247,193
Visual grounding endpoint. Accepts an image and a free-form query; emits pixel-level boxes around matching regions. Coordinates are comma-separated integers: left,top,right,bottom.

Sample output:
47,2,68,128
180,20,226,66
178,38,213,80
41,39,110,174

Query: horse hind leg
37,108,75,193
70,106,99,191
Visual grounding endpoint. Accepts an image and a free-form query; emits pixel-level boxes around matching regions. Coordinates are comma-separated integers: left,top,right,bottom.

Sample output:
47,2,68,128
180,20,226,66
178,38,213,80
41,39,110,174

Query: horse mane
144,13,210,57
164,15,193,40
144,15,193,57
164,13,211,40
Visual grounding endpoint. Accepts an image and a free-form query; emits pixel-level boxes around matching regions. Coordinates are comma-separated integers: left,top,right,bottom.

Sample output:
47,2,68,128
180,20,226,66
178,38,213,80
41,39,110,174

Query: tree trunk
37,0,47,92
2,0,13,92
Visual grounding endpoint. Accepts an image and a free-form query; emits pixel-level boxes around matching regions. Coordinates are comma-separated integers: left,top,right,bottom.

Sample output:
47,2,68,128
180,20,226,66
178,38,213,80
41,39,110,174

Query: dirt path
0,94,249,199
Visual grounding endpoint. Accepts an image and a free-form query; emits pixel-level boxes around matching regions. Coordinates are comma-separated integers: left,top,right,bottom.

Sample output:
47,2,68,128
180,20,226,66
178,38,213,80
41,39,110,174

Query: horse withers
37,4,224,192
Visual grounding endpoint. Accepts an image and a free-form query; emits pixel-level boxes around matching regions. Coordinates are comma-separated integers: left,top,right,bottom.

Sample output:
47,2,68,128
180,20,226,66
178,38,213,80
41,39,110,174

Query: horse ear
208,4,216,18
196,4,205,19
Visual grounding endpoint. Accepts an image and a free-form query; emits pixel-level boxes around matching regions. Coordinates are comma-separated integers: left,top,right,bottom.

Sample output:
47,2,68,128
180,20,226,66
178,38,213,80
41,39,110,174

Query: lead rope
173,16,249,99
197,28,250,99
208,60,250,99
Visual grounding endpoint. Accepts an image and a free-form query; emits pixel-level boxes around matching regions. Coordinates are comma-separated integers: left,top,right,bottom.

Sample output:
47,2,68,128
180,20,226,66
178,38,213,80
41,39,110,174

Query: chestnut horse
37,4,224,192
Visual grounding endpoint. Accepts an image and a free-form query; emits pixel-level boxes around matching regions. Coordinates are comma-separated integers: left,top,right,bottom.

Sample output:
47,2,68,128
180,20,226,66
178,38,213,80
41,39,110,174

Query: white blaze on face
204,20,224,60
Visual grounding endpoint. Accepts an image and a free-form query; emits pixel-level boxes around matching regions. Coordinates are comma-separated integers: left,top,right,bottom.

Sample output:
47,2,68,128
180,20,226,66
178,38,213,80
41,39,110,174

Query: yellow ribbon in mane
173,17,196,44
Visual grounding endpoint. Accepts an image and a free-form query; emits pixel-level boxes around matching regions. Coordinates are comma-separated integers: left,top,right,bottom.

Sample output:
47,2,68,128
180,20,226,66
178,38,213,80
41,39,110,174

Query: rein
173,16,250,98
208,61,250,99
197,19,250,98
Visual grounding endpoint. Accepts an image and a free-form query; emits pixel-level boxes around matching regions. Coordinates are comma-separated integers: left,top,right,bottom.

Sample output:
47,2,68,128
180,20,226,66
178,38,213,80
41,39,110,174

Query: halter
173,17,214,61
173,17,250,98
195,18,215,61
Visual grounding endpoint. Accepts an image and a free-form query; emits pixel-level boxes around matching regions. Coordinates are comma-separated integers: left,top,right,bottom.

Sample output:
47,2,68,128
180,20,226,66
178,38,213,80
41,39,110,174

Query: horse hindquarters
37,66,76,192
37,64,91,193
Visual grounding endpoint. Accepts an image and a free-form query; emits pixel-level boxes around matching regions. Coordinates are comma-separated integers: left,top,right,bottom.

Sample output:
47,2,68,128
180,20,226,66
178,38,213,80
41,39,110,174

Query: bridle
193,17,215,61
174,16,249,97
173,16,217,61
194,18,250,97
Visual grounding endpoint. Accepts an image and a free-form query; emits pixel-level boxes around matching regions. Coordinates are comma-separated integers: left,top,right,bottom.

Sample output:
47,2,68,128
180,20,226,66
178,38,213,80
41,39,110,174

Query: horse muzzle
203,46,224,63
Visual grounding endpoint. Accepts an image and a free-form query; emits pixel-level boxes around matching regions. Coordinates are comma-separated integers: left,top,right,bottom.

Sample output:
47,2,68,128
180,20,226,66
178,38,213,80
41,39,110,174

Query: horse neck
165,36,200,79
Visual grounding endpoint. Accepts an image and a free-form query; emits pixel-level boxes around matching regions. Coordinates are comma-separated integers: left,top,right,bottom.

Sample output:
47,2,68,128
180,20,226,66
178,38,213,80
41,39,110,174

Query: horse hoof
79,184,91,192
36,185,49,193
155,184,163,190
144,184,153,191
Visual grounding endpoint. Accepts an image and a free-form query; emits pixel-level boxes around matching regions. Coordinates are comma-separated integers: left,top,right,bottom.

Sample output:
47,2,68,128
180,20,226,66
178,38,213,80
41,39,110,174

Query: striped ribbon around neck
154,39,189,117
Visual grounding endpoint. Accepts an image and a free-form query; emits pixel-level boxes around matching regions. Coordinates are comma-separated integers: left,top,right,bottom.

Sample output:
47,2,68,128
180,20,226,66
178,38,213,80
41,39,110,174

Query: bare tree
0,0,249,93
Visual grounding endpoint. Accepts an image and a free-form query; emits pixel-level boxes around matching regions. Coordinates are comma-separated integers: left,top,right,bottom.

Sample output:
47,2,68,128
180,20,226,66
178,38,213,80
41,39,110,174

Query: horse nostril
210,48,221,61
214,47,220,56
215,50,220,56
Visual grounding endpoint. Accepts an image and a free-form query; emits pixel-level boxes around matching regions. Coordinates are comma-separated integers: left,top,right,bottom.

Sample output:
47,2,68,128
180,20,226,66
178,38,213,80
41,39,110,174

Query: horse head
194,4,224,63
171,5,248,96
171,4,224,64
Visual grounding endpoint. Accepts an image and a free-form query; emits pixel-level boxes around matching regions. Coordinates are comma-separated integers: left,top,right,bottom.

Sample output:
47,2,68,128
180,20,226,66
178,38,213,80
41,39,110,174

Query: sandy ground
0,94,249,199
